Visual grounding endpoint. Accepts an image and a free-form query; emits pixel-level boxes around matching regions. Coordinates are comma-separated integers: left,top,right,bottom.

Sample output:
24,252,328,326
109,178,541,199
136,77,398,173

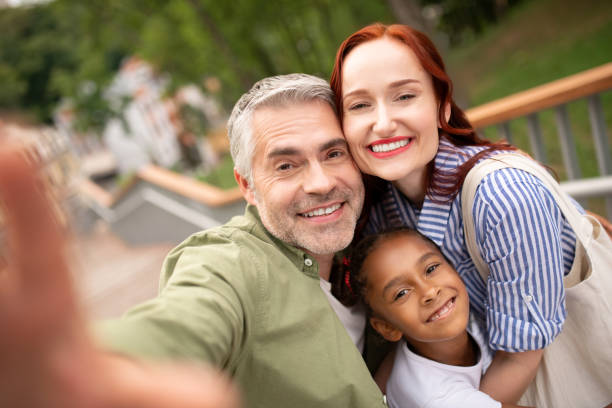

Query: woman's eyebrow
388,79,420,89
342,78,421,102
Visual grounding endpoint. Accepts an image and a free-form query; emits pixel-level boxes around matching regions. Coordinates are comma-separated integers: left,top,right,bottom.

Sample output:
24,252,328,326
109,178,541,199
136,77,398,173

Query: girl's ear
370,316,402,342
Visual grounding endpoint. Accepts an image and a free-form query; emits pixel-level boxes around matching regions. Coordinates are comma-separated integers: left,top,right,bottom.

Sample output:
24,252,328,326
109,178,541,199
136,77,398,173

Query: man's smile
300,202,342,218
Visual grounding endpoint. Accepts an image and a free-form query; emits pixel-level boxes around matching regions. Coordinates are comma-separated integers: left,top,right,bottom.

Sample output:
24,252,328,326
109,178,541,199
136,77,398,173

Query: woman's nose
372,105,397,136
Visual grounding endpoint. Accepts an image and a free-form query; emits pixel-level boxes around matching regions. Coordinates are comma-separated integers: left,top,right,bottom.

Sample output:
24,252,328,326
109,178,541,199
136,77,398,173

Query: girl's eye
394,288,410,301
426,263,440,275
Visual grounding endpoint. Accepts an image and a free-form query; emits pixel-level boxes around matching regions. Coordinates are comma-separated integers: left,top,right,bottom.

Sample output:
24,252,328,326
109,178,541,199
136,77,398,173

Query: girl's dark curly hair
333,227,440,308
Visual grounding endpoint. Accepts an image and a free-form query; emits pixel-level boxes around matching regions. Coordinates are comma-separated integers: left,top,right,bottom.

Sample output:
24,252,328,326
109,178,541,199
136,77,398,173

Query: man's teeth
428,298,455,322
371,139,409,153
302,203,341,218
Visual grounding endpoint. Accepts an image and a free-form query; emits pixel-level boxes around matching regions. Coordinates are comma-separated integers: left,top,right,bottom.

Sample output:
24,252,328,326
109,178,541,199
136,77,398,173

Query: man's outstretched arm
0,142,240,408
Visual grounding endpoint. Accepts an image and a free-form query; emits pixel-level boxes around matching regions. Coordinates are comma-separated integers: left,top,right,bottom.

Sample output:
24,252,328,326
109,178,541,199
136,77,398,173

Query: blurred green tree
0,0,393,128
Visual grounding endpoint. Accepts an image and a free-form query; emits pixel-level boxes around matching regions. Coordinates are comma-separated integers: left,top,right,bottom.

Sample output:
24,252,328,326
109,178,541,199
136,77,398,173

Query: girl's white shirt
386,315,497,408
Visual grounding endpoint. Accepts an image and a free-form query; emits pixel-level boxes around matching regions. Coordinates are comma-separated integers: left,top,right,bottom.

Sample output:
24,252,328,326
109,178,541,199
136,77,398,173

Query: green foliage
0,0,393,128
419,0,523,45
448,0,612,212
197,154,237,190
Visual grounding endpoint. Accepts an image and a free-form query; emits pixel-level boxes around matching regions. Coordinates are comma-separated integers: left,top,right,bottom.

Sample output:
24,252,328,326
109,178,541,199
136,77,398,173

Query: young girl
349,228,531,408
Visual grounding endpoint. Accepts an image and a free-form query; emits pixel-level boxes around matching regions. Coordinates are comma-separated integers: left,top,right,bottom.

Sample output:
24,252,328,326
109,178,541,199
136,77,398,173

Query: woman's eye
347,102,369,111
426,263,440,275
397,93,415,101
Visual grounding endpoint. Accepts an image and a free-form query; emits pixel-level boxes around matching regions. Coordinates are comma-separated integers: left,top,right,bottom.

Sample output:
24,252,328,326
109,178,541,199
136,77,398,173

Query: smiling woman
330,22,612,408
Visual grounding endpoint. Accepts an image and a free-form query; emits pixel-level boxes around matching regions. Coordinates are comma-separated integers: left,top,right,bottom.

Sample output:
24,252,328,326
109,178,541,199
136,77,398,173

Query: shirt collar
243,204,320,279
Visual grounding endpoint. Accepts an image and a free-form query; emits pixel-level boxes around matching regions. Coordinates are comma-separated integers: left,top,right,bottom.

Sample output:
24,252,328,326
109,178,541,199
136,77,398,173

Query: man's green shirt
98,205,386,407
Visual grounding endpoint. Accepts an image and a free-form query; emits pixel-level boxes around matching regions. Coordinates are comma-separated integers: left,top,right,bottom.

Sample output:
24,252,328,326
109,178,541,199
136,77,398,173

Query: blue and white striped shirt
366,138,578,352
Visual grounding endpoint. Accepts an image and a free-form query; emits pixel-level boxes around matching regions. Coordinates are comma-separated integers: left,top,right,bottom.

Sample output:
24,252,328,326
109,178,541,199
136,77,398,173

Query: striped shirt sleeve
472,168,571,352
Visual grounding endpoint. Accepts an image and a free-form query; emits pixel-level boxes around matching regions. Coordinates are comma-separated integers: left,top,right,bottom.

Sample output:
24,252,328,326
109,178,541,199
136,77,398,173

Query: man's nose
372,104,397,136
302,162,334,195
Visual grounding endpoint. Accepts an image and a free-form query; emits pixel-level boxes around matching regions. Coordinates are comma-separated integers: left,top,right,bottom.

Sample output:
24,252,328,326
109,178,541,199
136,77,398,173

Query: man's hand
0,143,240,408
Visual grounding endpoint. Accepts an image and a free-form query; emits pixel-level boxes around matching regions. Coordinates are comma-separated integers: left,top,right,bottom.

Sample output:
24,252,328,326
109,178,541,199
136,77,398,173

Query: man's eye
277,163,293,171
426,263,440,275
328,150,344,159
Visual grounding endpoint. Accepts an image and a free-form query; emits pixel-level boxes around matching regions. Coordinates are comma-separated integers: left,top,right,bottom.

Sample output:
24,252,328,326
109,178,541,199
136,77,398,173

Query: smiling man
0,74,387,408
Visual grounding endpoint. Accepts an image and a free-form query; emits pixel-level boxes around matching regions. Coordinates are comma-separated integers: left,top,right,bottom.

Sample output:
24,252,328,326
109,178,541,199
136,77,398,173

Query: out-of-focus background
1,0,611,318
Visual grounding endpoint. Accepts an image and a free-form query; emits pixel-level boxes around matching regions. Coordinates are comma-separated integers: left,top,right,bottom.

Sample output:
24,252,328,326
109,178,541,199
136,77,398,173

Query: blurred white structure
104,57,181,172
55,57,225,176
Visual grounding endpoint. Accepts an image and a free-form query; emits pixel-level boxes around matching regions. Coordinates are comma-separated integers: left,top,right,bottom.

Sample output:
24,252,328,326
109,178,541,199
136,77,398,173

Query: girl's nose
422,284,441,306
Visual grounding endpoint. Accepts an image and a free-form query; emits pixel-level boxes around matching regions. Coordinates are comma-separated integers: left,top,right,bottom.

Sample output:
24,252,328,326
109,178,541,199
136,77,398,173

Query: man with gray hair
0,74,386,407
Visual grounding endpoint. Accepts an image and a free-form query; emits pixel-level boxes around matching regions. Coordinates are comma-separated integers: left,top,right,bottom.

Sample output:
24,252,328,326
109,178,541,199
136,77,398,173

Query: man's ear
234,168,257,206
370,316,403,342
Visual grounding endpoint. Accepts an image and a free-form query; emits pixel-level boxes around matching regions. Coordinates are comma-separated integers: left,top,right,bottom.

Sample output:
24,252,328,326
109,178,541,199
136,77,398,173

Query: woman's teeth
371,139,409,153
302,203,341,218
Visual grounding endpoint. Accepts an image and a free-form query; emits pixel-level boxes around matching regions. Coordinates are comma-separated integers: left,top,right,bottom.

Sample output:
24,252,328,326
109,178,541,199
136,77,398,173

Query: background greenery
1,0,610,199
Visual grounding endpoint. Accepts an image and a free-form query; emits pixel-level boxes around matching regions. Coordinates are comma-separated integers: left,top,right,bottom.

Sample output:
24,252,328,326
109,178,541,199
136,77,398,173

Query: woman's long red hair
329,23,515,203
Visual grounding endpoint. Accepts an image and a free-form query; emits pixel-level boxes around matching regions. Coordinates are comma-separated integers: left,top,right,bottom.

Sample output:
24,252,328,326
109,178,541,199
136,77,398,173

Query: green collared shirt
98,205,386,408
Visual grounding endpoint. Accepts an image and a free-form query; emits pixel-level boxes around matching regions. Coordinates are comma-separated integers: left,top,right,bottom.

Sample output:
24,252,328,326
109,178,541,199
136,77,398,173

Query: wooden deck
69,224,173,320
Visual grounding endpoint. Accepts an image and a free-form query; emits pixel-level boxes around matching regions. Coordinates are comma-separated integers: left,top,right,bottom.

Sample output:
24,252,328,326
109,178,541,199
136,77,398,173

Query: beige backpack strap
460,153,591,285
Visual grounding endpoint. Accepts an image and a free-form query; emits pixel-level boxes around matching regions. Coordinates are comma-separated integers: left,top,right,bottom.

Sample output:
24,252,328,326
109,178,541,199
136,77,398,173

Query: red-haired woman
330,23,611,408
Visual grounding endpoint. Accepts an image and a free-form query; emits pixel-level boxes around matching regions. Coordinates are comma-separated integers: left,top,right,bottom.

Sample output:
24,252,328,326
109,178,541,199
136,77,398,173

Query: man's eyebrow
267,146,300,159
267,138,347,159
320,138,348,152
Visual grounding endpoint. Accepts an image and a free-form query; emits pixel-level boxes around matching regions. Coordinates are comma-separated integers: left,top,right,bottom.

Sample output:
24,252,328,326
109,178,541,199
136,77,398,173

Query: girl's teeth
429,298,454,322
371,139,409,153
303,203,341,218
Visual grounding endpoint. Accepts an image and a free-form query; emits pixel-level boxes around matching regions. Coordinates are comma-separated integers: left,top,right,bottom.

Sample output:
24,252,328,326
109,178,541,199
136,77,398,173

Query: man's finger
105,356,241,408
0,144,76,320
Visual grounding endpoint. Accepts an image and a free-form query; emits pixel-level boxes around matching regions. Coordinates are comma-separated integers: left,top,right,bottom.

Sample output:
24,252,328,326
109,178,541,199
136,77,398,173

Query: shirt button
523,294,533,302
383,394,388,405
304,258,313,267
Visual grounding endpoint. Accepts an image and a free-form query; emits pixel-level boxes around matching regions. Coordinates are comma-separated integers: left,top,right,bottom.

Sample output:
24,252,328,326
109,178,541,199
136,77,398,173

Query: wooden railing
466,62,612,217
